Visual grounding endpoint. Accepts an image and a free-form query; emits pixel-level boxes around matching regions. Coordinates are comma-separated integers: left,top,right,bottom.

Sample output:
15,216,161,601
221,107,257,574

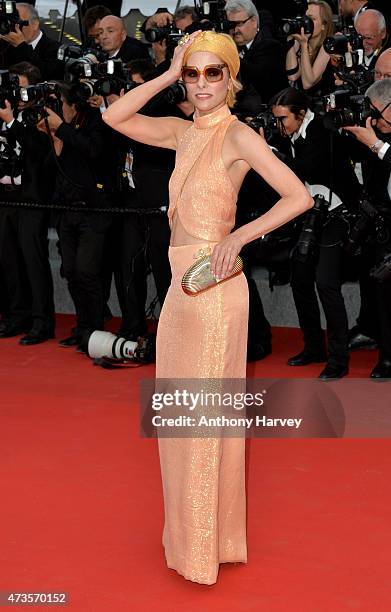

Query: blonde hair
183,30,242,107
308,0,335,62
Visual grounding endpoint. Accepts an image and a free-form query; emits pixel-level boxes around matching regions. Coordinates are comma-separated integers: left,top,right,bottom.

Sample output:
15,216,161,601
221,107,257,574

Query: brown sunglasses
181,64,228,83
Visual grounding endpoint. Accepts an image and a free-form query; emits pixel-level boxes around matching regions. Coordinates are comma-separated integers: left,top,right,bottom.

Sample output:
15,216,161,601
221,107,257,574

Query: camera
85,331,156,364
323,30,363,55
245,105,280,141
0,1,28,35
294,194,330,262
322,93,377,130
0,69,21,108
145,23,183,44
70,60,132,101
344,198,390,255
18,81,63,124
194,0,233,33
281,16,314,37
163,81,187,105
57,44,108,83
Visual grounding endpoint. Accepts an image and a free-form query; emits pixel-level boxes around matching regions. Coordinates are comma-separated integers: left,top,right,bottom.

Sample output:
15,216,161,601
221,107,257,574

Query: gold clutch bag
181,254,243,295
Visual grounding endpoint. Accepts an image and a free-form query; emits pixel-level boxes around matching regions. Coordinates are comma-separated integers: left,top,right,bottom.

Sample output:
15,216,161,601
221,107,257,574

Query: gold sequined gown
156,105,249,585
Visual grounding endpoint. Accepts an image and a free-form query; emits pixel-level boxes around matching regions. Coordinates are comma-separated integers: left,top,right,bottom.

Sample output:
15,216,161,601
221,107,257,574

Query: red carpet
0,315,390,611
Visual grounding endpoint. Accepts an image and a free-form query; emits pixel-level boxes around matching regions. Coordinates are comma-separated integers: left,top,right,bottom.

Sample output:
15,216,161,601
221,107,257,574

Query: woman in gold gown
103,30,312,585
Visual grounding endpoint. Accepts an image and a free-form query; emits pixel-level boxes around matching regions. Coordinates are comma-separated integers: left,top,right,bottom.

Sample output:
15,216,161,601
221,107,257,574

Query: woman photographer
286,0,334,95
269,87,361,378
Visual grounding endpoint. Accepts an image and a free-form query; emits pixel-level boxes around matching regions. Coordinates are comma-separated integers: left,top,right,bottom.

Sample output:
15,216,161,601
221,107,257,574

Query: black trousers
118,211,171,338
356,242,391,360
290,216,349,367
57,210,112,334
0,206,54,332
241,253,272,349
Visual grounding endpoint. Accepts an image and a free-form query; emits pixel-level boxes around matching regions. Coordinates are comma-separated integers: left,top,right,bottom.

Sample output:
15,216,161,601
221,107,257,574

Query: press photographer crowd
0,0,390,378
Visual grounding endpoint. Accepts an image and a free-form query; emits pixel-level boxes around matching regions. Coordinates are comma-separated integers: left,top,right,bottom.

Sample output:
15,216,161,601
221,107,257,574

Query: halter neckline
193,104,231,129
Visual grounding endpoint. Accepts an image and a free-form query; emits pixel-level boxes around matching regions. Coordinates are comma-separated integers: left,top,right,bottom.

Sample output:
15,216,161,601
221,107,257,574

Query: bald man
355,9,389,69
98,15,149,61
374,48,391,79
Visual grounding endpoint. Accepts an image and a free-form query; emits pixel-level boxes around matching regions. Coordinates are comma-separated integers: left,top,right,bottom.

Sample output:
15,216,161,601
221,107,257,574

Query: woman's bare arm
102,30,201,149
300,43,330,90
210,123,313,279
286,39,301,83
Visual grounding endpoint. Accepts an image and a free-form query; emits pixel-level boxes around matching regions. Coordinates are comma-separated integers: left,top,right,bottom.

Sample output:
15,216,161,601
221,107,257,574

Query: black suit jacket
239,31,287,104
51,109,124,206
361,136,391,207
277,115,362,207
5,118,53,202
6,32,63,80
115,36,150,62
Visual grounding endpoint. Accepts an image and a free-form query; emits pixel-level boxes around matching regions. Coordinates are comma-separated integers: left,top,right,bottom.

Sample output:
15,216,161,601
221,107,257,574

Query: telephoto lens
87,331,138,359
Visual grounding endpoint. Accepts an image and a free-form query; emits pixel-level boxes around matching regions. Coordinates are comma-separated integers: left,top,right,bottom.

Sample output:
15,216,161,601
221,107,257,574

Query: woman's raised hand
292,27,311,46
167,30,203,81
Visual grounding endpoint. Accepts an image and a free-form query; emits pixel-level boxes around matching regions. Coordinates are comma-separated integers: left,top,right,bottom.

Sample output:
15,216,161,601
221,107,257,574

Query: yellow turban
183,30,240,80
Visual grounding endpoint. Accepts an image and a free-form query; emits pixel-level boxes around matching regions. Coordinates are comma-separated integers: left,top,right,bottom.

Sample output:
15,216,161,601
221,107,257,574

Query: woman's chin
193,97,225,113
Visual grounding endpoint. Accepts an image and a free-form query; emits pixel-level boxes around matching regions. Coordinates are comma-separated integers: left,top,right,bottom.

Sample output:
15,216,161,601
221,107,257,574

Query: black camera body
145,23,183,44
19,81,63,124
58,44,108,83
281,15,314,37
323,93,377,130
0,0,28,36
344,198,390,255
194,0,233,33
69,59,132,100
323,30,364,55
294,194,330,262
246,105,280,141
0,69,21,108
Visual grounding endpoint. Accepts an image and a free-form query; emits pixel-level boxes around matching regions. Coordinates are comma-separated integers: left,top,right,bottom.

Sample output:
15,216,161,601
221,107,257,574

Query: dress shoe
247,343,272,362
59,335,82,347
287,349,327,366
0,322,29,338
19,330,54,346
76,344,87,354
348,328,377,351
370,360,391,380
319,363,349,380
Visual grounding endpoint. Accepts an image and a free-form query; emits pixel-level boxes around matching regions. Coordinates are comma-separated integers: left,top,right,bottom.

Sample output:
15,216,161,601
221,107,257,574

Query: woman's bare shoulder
225,118,267,156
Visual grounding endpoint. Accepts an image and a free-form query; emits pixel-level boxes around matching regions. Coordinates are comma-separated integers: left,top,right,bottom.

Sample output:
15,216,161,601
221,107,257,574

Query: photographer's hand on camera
343,116,382,150
88,94,104,109
0,23,26,48
145,11,173,31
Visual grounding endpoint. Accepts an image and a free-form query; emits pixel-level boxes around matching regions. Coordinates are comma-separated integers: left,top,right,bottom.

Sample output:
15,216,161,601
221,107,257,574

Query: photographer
97,15,149,61
37,82,119,349
0,3,63,80
343,78,391,378
354,9,389,70
0,62,55,343
225,0,287,102
269,87,361,378
286,0,336,95
82,4,111,45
